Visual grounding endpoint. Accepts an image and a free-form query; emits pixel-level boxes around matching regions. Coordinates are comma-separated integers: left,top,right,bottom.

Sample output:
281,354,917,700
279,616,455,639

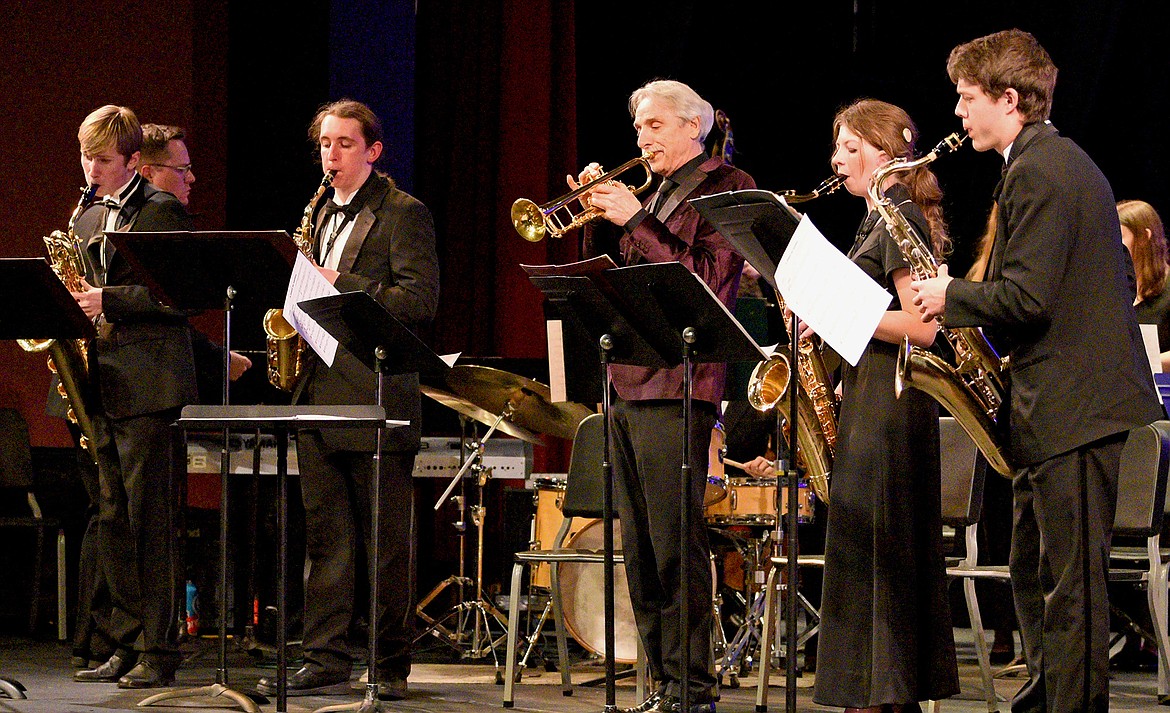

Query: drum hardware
414,417,511,665
415,366,593,667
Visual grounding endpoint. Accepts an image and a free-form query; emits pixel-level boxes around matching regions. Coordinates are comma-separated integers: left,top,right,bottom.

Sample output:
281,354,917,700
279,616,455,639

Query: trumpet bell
511,198,548,242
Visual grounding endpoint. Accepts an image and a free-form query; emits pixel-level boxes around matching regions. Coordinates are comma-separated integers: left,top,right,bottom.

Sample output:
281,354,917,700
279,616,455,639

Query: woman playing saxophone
807,99,959,713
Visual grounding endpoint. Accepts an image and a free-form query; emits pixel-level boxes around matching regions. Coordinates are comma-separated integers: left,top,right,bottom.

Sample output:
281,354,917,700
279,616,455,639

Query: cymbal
445,365,593,441
419,384,544,445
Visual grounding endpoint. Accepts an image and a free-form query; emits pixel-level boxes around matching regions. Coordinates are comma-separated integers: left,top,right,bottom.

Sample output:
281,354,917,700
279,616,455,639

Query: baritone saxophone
868,132,1014,477
263,171,335,391
18,185,98,460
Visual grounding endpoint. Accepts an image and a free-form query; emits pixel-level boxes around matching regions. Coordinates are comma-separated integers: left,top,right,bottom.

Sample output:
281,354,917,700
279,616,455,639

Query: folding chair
0,407,66,640
1108,420,1170,700
503,413,646,706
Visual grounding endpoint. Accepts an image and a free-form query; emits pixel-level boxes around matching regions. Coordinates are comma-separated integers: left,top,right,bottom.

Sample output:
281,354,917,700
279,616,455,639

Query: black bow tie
321,199,358,221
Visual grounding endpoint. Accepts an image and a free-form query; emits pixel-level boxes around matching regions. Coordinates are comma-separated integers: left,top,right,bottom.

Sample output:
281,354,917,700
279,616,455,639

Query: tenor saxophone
868,133,1014,477
744,175,845,503
19,185,98,460
263,171,335,391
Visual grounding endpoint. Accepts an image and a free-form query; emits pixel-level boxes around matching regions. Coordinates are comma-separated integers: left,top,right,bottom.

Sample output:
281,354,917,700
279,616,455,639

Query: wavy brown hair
947,29,1057,124
833,99,950,257
1118,199,1168,301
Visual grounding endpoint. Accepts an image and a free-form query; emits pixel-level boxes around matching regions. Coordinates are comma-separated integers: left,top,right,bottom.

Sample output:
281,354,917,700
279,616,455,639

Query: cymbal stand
414,406,514,663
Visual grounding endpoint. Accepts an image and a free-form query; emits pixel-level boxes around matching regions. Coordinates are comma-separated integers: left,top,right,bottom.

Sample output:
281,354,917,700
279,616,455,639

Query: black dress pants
297,430,416,679
1009,431,1124,713
610,398,716,700
91,408,182,668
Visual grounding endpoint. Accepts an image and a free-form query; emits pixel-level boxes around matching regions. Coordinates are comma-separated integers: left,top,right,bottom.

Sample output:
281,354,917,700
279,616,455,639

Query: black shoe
257,666,351,697
623,689,668,713
376,677,408,701
74,653,134,683
117,660,176,689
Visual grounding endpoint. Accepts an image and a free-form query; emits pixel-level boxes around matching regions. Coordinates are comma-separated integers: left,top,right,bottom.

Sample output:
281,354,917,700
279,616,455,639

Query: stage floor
0,629,1165,712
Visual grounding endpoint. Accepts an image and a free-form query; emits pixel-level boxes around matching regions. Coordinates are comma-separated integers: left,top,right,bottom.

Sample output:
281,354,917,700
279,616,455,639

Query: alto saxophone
19,185,99,460
868,132,1014,477
263,171,335,391
744,175,845,503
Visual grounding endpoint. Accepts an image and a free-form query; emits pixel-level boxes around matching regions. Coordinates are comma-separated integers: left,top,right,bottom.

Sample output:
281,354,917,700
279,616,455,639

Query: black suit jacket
293,172,440,452
945,123,1163,465
73,175,200,420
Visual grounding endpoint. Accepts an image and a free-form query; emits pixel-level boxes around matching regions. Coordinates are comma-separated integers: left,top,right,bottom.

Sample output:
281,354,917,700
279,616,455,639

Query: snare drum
704,476,815,526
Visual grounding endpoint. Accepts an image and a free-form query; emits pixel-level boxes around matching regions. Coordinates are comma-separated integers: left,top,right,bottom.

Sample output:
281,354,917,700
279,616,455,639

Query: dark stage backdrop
1,0,1167,454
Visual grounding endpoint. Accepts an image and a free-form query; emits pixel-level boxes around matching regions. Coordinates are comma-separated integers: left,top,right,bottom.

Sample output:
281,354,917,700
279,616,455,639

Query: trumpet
512,152,655,241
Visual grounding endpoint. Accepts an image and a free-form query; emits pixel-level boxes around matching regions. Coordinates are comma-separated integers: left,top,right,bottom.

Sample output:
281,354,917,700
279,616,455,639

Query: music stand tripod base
138,683,261,712
0,677,26,700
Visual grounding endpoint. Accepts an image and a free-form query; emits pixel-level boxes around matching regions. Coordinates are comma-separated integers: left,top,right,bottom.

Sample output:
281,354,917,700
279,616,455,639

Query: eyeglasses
145,163,193,176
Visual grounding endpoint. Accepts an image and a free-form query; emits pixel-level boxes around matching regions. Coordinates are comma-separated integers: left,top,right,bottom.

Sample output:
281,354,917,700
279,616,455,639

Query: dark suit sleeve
945,162,1071,329
102,196,196,323
334,196,439,328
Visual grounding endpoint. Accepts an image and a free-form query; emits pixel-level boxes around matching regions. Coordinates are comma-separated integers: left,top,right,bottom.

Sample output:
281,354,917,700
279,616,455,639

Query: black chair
0,407,66,639
502,412,646,707
939,416,1012,712
1107,419,1170,700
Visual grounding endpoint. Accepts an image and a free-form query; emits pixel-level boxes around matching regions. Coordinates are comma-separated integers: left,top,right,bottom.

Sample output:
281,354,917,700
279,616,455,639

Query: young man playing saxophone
911,30,1164,713
69,104,198,689
256,99,439,702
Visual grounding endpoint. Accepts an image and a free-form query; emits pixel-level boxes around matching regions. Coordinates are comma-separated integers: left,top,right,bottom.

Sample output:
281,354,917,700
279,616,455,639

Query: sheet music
1140,324,1161,374
284,252,340,366
774,215,890,367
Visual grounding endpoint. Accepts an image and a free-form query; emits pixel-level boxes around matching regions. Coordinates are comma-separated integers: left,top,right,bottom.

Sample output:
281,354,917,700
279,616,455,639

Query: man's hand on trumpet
565,163,642,226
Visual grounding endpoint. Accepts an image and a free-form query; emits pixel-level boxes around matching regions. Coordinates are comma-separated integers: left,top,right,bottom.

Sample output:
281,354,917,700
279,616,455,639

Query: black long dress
812,185,960,708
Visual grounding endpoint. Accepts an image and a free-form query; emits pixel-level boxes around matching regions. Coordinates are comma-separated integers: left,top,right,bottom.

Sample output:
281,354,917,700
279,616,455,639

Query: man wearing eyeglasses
139,124,195,208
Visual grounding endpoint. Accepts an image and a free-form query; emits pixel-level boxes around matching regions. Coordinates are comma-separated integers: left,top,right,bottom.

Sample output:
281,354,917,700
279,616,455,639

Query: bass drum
558,518,639,664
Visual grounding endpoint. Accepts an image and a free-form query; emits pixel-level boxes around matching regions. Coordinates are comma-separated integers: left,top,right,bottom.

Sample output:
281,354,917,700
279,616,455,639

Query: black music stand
525,261,765,713
0,258,95,700
104,230,295,713
166,405,399,713
691,190,805,713
299,290,449,713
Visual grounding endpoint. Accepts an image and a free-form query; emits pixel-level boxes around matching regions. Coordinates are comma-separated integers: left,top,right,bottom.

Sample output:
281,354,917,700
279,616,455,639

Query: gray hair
628,80,714,142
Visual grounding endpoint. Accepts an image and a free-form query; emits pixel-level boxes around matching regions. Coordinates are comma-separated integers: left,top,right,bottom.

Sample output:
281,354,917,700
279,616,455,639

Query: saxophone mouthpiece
935,132,968,154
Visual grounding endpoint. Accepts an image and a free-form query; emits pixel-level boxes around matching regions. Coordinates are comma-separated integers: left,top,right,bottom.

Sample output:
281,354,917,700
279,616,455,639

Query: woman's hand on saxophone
72,279,103,319
911,263,952,322
783,306,816,341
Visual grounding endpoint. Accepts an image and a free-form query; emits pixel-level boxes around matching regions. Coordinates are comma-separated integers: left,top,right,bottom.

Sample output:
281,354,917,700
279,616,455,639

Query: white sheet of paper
774,215,891,366
1141,323,1162,374
283,252,340,367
